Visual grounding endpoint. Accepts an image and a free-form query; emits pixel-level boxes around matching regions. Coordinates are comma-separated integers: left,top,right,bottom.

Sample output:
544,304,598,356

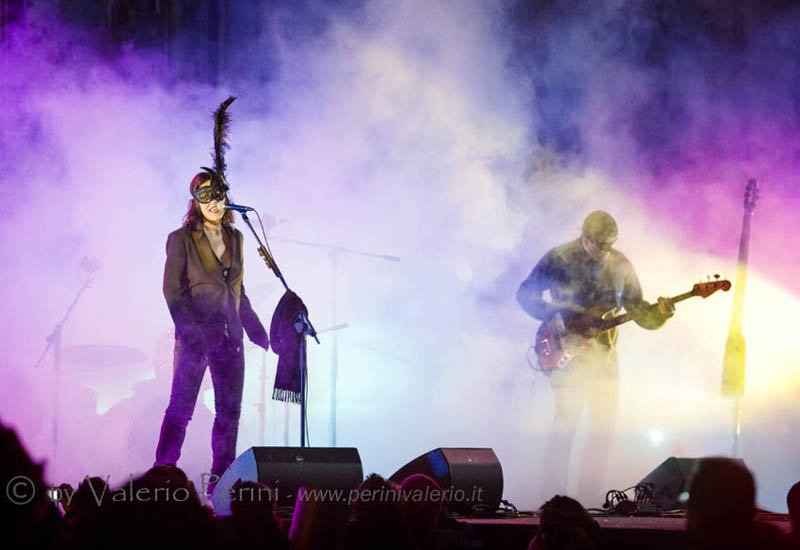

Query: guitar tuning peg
714,274,720,280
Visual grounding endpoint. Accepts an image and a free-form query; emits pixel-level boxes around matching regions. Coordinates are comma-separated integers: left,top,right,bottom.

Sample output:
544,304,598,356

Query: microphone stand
258,348,268,446
237,211,318,447
274,323,348,448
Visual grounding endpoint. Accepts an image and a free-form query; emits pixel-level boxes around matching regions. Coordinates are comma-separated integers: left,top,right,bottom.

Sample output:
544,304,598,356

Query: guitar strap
596,309,620,349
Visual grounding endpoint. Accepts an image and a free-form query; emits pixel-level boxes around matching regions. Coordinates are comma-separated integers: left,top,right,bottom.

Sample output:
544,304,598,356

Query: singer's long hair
183,172,234,231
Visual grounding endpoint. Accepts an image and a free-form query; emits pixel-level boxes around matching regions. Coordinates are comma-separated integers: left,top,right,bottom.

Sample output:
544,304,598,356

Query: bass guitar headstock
692,275,732,298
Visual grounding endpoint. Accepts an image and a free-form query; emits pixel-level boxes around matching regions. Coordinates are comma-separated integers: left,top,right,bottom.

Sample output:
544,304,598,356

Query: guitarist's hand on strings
565,304,610,336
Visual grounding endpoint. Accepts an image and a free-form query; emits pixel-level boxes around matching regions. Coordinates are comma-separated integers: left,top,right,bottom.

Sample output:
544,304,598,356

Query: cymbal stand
34,266,95,480
277,237,400,447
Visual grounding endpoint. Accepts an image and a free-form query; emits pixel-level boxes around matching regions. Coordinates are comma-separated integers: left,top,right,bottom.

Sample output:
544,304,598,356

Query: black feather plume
211,96,236,190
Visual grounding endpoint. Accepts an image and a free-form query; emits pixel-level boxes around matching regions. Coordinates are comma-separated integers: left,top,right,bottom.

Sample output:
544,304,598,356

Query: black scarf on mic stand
270,290,308,404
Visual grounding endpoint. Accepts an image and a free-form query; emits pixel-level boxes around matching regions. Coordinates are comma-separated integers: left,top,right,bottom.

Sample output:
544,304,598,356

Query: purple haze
1,1,798,512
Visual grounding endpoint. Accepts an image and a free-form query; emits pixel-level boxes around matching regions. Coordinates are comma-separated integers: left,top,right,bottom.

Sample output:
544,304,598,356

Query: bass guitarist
516,210,675,503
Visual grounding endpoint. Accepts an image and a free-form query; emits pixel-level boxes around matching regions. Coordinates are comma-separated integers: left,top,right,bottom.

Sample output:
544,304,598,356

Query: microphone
224,203,255,212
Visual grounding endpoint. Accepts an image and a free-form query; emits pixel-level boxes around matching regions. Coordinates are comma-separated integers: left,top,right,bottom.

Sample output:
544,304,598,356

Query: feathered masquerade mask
193,96,236,203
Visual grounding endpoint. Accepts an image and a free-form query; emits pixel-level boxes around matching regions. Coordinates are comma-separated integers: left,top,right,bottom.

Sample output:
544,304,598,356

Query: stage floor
461,512,791,550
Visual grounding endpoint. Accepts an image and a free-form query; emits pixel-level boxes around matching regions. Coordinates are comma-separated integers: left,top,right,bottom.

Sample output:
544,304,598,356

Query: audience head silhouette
529,494,599,550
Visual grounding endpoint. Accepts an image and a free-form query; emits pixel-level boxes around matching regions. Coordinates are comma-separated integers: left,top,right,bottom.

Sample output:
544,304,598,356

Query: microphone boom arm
239,211,319,344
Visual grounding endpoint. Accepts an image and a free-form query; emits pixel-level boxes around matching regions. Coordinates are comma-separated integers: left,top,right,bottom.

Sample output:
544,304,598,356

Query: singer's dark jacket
163,225,269,350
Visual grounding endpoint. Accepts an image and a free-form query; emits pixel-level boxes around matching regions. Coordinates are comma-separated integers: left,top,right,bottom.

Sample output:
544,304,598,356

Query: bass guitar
534,278,731,374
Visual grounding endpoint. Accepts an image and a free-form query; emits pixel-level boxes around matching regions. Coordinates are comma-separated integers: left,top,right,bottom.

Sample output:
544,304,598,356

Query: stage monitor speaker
389,447,503,516
211,447,363,516
637,456,746,511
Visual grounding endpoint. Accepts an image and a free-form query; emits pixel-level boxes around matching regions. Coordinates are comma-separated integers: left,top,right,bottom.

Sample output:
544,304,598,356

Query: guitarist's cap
582,210,618,245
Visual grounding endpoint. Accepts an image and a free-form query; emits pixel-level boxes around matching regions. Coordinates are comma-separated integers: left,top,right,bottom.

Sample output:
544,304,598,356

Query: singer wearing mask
154,171,269,492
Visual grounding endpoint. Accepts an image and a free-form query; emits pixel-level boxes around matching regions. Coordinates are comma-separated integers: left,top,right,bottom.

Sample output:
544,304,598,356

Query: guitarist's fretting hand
633,297,675,329
655,297,675,317
643,297,675,321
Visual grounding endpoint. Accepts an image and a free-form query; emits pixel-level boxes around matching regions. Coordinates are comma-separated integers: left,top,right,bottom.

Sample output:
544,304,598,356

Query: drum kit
60,344,147,372
44,331,270,480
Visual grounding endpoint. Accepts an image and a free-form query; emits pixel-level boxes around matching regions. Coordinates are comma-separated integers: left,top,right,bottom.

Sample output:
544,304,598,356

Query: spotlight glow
648,428,666,447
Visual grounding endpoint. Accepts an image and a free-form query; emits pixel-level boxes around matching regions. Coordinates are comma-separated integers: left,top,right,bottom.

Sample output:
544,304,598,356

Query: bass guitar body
534,313,574,373
534,310,616,375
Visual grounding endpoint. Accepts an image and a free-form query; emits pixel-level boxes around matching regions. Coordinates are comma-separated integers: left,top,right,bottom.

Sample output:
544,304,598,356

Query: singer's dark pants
541,345,618,506
155,332,244,480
